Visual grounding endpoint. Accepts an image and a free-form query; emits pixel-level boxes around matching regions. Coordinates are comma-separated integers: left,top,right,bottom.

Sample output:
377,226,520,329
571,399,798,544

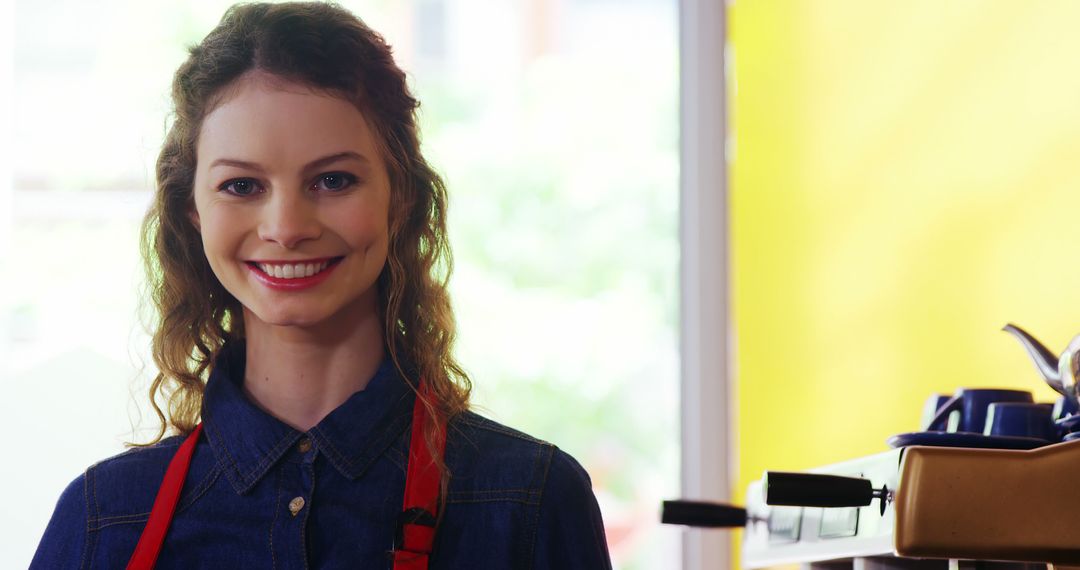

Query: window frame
679,0,731,568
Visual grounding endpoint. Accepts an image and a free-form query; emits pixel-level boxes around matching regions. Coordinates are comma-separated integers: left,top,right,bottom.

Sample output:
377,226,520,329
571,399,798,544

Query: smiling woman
190,71,393,430
192,75,390,343
30,3,611,568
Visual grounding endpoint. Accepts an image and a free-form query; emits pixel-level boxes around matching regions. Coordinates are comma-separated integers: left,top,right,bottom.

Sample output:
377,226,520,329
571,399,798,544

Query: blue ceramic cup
926,388,1034,433
919,394,952,430
983,402,1055,440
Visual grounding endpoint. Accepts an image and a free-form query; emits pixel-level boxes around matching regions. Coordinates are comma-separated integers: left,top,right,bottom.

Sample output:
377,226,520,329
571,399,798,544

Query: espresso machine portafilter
662,471,892,528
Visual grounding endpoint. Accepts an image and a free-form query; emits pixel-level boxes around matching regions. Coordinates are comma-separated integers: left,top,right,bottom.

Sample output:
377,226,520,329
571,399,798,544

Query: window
4,1,680,568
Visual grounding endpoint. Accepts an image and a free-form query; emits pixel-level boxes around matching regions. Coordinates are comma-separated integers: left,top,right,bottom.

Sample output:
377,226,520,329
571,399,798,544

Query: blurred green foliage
416,49,679,567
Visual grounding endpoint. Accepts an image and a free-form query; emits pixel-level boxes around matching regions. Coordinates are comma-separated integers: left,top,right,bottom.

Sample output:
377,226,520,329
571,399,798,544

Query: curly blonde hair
138,1,471,477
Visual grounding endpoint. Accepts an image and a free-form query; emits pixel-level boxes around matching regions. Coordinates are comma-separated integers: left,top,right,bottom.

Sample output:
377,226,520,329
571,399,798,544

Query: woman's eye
219,178,261,196
314,172,358,192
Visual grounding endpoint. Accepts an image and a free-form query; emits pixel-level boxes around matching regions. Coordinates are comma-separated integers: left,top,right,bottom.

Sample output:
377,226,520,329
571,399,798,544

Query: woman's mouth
246,256,344,280
246,256,343,287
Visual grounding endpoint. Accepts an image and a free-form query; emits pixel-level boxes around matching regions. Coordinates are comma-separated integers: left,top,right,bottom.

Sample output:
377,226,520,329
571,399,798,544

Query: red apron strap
126,423,203,570
393,383,446,570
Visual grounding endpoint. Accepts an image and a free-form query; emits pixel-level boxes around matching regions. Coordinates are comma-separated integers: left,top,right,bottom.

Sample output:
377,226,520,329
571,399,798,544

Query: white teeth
256,260,333,280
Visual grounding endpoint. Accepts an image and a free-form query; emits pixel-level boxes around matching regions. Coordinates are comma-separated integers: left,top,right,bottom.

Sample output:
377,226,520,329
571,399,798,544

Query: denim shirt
32,341,612,569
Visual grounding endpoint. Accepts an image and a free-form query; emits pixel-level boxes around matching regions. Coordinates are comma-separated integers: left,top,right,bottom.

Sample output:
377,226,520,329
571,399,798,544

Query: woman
32,3,611,568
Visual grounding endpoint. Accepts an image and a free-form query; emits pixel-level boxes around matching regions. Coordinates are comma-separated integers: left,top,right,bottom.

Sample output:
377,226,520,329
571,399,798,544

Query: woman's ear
189,209,201,232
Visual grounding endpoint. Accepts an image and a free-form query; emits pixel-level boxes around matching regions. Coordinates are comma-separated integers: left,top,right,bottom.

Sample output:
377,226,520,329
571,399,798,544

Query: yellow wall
732,1,1080,566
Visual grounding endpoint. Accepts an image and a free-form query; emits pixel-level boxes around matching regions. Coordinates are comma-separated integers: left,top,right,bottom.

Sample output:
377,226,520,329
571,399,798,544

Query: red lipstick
245,257,343,291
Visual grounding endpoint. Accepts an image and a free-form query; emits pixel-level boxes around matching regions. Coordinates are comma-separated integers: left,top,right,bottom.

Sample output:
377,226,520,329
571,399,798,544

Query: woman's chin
242,305,332,330
237,291,379,332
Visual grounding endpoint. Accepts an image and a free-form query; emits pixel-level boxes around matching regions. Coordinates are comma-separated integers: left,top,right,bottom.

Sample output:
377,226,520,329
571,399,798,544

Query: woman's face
190,71,392,331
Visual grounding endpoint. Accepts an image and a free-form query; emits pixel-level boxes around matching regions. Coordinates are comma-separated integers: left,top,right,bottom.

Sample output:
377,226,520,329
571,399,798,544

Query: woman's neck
240,301,385,432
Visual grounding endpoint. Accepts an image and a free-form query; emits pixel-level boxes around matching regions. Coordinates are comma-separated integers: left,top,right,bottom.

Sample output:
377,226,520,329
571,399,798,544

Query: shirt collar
201,339,416,494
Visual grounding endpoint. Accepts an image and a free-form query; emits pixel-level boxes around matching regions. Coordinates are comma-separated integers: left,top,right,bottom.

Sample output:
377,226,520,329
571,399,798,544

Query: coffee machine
664,324,1080,570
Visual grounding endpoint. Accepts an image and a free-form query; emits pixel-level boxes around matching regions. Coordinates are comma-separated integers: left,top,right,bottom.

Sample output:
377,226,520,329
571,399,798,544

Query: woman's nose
257,191,322,249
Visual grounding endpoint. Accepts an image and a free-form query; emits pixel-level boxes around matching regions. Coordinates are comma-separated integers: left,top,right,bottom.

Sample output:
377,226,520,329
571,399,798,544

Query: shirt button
288,496,306,516
297,438,312,453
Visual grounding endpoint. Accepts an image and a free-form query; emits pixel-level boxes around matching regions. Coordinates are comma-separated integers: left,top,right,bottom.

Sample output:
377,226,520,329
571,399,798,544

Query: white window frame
679,0,731,568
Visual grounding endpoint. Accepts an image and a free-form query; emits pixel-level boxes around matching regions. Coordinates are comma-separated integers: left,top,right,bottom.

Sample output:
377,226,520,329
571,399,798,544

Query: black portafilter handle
764,471,883,508
661,500,747,528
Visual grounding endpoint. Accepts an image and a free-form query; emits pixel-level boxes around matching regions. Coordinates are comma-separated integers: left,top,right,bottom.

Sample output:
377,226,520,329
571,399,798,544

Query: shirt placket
271,436,317,569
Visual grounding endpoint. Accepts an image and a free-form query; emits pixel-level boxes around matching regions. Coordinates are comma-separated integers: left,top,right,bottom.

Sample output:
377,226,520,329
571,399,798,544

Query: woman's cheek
334,205,390,247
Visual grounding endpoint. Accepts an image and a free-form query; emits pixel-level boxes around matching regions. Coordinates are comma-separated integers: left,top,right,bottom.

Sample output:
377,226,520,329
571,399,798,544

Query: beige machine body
744,440,1080,570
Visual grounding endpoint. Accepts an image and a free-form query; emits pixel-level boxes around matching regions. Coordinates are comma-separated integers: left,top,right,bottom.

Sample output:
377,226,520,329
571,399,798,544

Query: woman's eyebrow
208,151,372,173
303,151,372,172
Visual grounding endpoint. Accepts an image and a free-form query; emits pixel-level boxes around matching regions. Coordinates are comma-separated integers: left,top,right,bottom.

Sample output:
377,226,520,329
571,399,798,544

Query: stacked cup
922,389,1056,441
